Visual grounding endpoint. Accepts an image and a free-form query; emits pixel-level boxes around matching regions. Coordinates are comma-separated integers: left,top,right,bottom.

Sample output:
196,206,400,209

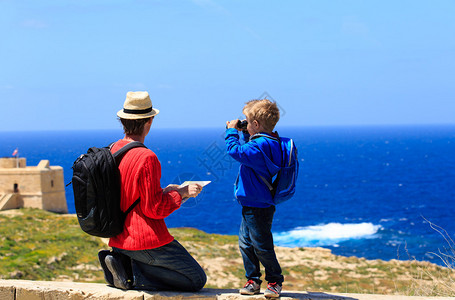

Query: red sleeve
137,154,182,219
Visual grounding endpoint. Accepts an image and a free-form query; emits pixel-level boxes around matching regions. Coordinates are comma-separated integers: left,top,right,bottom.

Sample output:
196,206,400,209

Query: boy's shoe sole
239,289,260,295
105,254,131,290
264,292,280,298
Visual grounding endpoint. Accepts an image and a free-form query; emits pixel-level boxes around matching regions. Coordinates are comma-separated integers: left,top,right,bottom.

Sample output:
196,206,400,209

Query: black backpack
71,141,146,238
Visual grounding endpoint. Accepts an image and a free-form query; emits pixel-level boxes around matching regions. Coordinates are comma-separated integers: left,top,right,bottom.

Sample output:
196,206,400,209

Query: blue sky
1,0,454,131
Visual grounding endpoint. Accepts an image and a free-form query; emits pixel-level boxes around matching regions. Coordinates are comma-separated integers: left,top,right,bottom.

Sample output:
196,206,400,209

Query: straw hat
117,91,160,119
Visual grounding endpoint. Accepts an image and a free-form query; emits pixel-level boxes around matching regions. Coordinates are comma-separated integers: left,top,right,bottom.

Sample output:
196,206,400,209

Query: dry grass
171,228,455,295
2,208,455,296
405,218,455,297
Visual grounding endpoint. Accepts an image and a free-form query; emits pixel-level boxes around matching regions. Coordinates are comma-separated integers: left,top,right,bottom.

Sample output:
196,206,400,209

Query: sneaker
264,282,282,298
98,250,114,286
239,279,261,295
105,254,132,290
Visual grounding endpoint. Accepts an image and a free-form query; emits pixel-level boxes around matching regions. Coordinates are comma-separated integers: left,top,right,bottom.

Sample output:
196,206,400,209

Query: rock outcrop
0,280,453,300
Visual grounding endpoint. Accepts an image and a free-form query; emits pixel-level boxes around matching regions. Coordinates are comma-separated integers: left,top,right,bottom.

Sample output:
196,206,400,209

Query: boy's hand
226,119,239,130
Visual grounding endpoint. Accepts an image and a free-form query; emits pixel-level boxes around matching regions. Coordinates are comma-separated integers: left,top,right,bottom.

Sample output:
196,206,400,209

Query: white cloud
191,0,230,16
113,83,148,90
21,19,49,29
155,83,173,90
341,18,369,36
0,84,14,90
191,0,261,41
341,16,382,47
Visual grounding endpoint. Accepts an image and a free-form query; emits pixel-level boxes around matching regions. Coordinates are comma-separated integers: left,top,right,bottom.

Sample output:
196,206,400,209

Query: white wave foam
273,222,382,247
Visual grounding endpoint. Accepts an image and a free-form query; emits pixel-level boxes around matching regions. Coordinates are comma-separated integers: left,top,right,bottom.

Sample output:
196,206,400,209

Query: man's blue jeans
239,206,284,285
113,240,206,292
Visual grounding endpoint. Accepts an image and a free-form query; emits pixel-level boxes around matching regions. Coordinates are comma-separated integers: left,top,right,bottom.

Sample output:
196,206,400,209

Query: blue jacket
225,128,282,208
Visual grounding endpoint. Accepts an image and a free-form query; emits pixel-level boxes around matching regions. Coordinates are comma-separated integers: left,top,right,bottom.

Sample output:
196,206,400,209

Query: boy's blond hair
243,99,280,132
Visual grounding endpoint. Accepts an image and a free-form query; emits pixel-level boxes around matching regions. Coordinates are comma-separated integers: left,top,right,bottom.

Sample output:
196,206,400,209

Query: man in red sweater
99,91,206,291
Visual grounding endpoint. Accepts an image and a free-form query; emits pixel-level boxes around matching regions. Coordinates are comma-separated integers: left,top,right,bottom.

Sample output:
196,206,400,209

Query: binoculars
237,120,248,130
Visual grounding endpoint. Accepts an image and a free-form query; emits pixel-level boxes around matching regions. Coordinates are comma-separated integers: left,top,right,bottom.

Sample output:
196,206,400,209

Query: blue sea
1,125,455,266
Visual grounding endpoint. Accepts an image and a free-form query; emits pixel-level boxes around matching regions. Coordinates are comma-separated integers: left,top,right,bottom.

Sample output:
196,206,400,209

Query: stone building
0,157,68,213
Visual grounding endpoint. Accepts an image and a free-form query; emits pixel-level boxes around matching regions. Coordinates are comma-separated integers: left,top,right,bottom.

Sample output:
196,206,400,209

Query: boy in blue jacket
225,99,284,298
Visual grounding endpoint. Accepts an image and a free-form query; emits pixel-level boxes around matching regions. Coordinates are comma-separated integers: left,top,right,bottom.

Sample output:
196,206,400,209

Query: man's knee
193,270,207,291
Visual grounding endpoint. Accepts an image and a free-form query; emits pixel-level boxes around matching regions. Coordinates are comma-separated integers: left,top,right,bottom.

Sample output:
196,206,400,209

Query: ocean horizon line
1,122,455,134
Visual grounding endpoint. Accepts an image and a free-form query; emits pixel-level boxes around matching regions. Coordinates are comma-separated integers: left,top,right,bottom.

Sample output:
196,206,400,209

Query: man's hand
184,184,203,198
163,184,179,194
177,184,202,199
226,119,239,130
165,183,203,199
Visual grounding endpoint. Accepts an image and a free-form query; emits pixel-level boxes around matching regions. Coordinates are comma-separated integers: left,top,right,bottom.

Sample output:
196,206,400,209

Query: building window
14,183,18,193
51,180,54,188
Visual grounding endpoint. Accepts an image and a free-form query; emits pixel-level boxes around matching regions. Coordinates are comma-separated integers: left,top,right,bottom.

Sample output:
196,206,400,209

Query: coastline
169,227,455,295
2,126,455,266
1,209,455,296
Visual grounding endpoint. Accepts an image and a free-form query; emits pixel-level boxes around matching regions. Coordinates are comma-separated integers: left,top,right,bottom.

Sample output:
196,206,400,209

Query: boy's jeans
239,206,284,285
113,240,206,292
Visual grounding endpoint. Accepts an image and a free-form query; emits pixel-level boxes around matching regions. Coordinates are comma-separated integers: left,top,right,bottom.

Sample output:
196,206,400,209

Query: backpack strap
112,141,147,164
287,139,295,167
250,132,284,167
124,197,141,215
250,132,280,142
251,132,284,196
259,174,274,192
110,141,147,215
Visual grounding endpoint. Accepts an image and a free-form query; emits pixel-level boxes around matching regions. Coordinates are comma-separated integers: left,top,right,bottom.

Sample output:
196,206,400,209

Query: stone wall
0,157,26,169
0,280,453,300
0,158,67,213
